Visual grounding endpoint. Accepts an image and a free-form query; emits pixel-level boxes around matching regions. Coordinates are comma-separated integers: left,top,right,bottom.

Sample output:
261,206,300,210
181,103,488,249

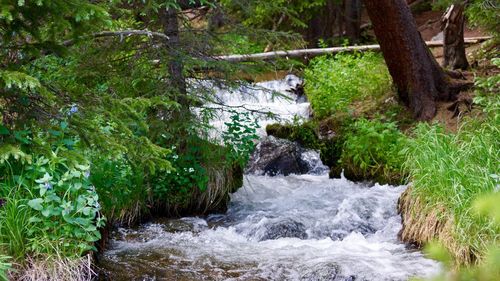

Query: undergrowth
304,52,392,119
341,118,407,184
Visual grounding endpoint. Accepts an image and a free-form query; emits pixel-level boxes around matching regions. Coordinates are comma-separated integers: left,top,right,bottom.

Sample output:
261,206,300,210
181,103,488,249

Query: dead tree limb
63,30,169,47
214,37,491,62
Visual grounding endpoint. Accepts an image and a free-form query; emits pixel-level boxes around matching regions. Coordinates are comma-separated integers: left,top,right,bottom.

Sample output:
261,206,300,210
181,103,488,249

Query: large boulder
246,136,319,176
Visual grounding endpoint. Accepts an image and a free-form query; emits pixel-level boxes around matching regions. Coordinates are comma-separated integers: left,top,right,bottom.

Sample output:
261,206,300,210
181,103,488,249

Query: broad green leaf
28,198,44,211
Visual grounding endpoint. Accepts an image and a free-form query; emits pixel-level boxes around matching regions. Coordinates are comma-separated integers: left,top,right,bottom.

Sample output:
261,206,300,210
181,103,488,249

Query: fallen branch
63,30,169,47
214,37,492,62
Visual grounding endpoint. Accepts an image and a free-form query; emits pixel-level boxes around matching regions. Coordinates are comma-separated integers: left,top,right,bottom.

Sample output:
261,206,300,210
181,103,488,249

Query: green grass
403,113,499,262
0,254,11,281
0,193,30,261
402,66,500,263
304,52,392,119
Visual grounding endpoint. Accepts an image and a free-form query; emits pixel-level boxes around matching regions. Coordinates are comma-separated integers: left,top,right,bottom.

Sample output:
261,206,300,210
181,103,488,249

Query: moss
340,161,404,185
266,121,346,169
266,117,408,185
266,122,320,149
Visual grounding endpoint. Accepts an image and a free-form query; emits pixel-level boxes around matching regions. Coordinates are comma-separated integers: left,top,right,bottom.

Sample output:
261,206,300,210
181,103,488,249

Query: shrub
340,118,407,184
304,52,392,119
89,154,146,226
1,151,104,258
151,111,256,213
0,129,106,261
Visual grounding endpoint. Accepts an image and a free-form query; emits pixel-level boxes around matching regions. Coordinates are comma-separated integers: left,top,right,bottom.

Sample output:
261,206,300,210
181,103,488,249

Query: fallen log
215,37,492,62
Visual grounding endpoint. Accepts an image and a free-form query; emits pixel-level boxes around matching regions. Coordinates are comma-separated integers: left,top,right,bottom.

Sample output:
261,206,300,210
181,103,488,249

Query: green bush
151,111,256,212
0,127,106,261
304,52,392,119
89,154,147,226
0,150,104,259
340,118,407,184
151,142,210,208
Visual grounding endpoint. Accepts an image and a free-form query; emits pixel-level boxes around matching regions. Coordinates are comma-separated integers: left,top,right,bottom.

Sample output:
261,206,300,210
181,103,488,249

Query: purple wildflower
68,105,78,115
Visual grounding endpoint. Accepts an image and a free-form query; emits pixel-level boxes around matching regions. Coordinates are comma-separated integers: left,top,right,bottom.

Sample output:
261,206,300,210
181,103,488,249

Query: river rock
246,136,312,176
257,218,308,241
300,263,360,281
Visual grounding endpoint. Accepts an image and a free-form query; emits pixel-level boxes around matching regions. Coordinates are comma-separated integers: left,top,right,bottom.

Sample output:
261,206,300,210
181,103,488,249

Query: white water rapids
99,75,441,280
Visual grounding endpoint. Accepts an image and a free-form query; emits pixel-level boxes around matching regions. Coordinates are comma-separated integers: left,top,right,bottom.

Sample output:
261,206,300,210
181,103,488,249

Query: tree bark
442,2,469,70
364,0,462,120
208,3,225,32
159,7,187,100
344,0,363,44
303,0,341,47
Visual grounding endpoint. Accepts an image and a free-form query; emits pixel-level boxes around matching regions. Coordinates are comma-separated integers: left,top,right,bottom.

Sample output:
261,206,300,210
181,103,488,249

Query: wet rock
246,136,311,176
257,218,307,241
287,82,308,103
300,263,357,281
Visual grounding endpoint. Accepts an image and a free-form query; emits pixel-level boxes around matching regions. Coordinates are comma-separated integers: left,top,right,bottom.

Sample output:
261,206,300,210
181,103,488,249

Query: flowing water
99,75,441,280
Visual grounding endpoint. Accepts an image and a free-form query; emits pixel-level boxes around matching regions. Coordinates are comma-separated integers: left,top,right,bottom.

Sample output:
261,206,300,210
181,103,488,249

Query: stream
99,75,441,281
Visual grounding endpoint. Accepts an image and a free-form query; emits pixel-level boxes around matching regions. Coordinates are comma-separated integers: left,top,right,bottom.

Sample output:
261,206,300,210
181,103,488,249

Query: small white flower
188,168,195,173
172,155,178,160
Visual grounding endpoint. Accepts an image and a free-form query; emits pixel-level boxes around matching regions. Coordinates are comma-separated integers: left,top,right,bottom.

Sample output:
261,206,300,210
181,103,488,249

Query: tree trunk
303,0,340,47
344,0,362,44
364,0,462,120
442,2,469,70
159,8,187,102
208,3,225,32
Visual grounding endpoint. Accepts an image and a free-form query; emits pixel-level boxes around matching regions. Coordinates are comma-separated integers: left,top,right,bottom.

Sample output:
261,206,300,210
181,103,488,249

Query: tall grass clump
419,192,500,281
403,92,499,263
0,254,11,281
304,52,392,119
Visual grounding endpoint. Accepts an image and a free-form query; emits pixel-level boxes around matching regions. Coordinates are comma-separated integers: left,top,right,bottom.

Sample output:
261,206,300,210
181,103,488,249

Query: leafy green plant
304,52,392,119
340,118,407,184
0,129,106,259
89,153,147,226
222,111,259,169
152,144,209,206
24,155,105,256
